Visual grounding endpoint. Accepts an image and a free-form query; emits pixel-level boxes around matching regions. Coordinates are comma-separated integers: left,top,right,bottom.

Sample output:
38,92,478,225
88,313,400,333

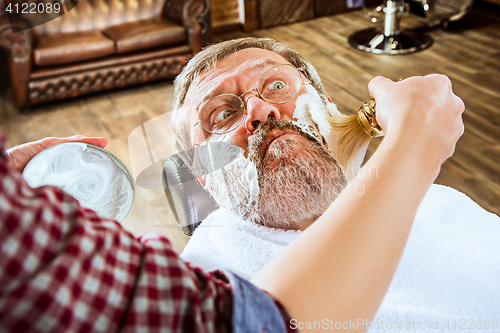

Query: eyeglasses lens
199,94,245,134
257,64,302,103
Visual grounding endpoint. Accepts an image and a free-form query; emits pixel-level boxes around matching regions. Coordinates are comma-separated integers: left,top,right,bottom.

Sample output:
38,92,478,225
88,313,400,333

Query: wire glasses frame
194,63,305,135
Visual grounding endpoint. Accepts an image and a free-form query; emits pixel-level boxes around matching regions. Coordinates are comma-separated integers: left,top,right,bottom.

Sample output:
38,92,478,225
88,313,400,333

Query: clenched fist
368,74,465,167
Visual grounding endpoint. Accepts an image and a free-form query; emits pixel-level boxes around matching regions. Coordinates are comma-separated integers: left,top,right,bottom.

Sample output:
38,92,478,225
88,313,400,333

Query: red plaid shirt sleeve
0,133,233,332
0,133,297,333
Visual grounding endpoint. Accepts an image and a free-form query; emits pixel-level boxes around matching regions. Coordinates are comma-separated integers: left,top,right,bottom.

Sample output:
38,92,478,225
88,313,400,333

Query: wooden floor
1,2,499,253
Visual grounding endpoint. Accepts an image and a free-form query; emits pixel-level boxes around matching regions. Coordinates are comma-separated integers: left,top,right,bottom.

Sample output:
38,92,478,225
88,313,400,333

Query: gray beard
204,119,348,230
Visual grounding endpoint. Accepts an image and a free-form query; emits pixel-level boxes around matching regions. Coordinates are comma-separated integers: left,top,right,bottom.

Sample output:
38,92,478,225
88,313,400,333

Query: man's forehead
212,48,290,72
216,53,288,73
185,48,291,104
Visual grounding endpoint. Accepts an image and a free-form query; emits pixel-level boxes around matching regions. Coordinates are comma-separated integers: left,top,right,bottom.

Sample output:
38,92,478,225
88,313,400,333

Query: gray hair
171,37,328,170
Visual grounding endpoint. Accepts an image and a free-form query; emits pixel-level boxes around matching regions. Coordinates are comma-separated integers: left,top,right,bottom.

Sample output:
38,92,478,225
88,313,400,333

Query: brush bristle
326,114,371,179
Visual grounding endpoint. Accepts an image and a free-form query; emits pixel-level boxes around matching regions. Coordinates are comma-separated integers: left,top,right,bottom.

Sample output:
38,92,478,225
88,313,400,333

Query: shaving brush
323,100,384,180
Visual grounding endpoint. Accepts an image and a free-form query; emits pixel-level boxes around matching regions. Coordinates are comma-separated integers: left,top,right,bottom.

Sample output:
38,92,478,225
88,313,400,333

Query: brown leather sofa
0,0,210,110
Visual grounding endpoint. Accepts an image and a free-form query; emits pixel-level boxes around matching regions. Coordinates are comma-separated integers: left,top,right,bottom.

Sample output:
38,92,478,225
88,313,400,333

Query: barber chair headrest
162,154,220,236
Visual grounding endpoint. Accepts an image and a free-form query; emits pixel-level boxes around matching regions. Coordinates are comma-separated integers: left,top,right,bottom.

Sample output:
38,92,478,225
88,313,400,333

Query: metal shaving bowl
23,143,135,222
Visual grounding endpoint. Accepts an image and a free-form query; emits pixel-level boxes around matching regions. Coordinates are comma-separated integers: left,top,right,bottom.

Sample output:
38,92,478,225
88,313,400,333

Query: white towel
181,184,500,330
181,207,301,279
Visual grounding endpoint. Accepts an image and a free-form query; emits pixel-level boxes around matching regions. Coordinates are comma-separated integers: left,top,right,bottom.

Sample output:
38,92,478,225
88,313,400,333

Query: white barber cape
181,184,500,332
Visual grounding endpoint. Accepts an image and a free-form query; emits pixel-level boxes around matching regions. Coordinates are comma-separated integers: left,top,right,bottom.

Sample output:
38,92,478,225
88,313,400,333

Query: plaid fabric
0,132,234,332
122,237,233,332
0,132,296,332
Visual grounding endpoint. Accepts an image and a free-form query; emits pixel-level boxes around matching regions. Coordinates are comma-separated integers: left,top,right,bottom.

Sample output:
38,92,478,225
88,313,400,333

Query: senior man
172,38,351,232
174,37,500,328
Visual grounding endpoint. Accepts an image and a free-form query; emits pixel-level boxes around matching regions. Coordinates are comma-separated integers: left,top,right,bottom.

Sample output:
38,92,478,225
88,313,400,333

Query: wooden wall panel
211,0,241,29
243,0,260,31
260,0,314,28
315,0,347,18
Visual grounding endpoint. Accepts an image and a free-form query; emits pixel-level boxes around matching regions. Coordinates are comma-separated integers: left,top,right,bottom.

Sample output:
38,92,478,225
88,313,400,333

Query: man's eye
269,80,285,90
214,110,237,124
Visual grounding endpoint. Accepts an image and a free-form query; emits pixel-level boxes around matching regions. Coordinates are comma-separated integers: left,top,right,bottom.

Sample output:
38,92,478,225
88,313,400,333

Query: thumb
63,135,108,148
75,136,108,148
368,76,395,100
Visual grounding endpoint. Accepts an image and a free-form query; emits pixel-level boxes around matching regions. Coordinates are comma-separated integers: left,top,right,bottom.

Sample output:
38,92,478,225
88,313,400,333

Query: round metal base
348,28,433,54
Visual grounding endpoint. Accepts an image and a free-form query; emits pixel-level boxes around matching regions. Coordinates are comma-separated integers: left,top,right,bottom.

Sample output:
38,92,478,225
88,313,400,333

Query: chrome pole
348,0,432,55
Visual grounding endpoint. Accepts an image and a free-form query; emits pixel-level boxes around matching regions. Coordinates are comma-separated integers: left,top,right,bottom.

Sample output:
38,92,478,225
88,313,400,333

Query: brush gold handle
357,99,385,138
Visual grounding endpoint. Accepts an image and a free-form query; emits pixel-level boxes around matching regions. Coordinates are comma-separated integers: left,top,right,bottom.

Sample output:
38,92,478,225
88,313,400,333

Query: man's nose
244,95,281,134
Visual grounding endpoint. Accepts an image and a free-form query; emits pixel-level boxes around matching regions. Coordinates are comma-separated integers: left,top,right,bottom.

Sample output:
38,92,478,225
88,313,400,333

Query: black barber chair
157,140,241,236
348,0,474,54
162,154,219,236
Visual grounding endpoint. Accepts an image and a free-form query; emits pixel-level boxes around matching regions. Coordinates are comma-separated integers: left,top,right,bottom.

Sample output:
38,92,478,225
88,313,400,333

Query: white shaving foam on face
293,84,345,152
244,158,259,206
23,143,134,222
293,85,370,179
197,135,259,211
202,85,341,212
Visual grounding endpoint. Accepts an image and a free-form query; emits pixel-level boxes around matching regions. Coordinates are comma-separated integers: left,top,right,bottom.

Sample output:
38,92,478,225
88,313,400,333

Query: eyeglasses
194,63,305,135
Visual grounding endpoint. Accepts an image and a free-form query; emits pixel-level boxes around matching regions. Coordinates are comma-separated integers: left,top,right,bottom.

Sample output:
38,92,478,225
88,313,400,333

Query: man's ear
327,95,333,103
196,175,205,188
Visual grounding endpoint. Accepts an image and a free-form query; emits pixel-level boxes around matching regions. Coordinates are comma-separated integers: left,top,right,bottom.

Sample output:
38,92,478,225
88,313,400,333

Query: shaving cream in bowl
23,143,135,222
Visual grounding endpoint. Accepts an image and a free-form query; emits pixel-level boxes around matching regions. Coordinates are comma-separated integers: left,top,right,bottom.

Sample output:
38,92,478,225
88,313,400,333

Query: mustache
247,119,323,162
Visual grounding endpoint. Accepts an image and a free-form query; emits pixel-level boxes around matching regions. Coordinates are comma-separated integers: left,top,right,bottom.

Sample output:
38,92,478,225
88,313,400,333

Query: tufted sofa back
13,0,173,38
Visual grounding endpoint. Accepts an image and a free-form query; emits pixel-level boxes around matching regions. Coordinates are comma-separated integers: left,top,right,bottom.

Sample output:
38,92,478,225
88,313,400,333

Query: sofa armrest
0,15,34,108
163,0,209,53
0,15,33,53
